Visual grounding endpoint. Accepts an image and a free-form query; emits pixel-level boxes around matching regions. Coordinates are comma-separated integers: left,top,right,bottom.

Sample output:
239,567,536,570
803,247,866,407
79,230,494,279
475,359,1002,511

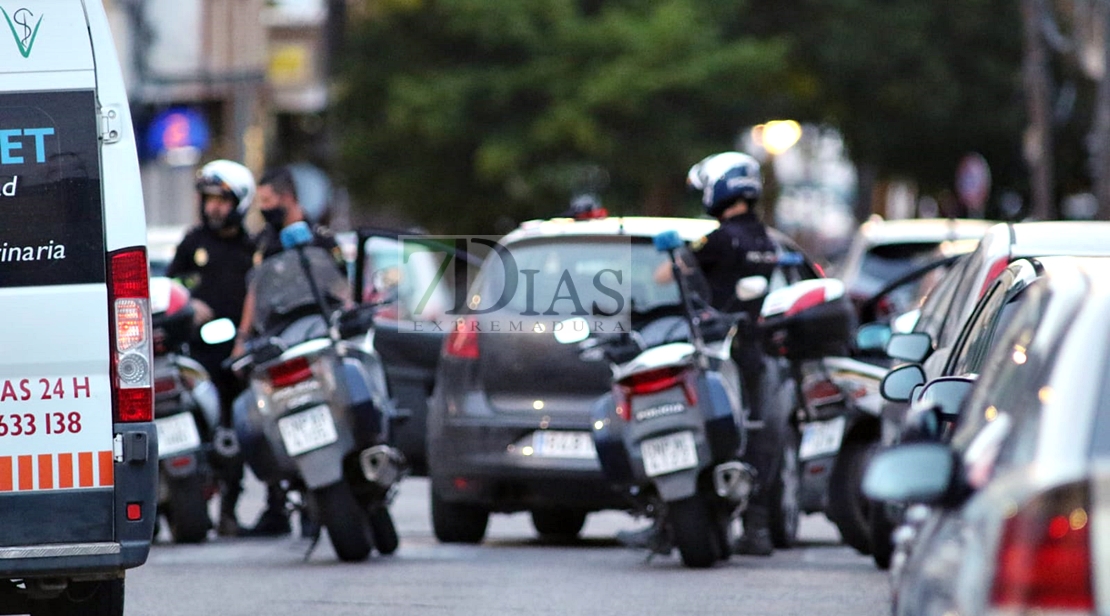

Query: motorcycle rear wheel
166,475,211,544
770,428,801,549
317,483,373,562
827,438,875,554
669,494,723,568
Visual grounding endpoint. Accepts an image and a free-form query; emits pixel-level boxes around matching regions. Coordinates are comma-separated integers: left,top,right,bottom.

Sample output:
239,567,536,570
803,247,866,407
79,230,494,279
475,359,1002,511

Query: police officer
166,159,258,537
232,165,346,537
654,151,783,556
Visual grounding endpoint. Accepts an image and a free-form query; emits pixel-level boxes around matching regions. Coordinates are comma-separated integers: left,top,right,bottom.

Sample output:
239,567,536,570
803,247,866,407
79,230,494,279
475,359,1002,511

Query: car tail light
109,248,153,423
153,376,178,395
989,480,1093,612
444,317,480,359
267,357,313,389
613,366,698,421
978,257,1010,298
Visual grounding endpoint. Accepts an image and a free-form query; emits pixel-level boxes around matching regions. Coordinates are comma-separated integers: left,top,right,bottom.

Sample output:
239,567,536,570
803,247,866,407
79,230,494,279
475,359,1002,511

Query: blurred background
111,0,1110,264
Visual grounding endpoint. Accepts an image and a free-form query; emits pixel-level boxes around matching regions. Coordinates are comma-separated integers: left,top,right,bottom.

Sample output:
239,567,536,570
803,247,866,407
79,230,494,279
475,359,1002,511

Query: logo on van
1,7,42,59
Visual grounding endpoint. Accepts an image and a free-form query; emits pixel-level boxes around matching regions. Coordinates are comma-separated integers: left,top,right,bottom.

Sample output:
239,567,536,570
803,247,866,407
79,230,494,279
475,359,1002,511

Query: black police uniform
690,210,784,551
166,224,256,527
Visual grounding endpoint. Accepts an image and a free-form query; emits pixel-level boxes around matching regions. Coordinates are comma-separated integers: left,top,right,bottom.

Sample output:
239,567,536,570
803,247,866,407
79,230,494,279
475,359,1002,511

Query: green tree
335,0,805,233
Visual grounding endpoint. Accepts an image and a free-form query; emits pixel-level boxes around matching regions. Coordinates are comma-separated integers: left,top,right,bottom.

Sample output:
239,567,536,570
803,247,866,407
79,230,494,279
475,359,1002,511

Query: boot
733,505,774,556
217,513,241,537
242,483,290,537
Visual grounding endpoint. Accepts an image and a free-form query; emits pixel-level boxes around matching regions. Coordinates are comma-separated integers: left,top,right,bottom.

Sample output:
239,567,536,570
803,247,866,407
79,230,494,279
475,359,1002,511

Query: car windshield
471,237,706,317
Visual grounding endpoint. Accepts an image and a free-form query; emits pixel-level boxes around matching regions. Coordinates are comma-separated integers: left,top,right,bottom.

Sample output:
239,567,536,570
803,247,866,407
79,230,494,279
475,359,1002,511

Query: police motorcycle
756,277,872,553
559,230,761,568
209,221,406,562
149,276,223,543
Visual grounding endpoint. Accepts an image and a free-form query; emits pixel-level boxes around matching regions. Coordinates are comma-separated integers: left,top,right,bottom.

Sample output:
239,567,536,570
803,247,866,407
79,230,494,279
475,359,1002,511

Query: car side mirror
862,442,956,504
200,318,236,345
918,376,975,422
855,322,892,354
885,332,933,363
880,363,926,402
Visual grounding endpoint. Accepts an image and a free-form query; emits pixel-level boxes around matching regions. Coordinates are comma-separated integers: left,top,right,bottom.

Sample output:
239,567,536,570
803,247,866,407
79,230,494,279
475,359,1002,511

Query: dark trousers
192,342,245,518
733,340,787,526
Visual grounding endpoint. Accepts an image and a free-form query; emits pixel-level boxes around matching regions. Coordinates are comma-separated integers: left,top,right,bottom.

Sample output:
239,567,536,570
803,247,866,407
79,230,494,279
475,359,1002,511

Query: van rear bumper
0,540,148,578
0,423,158,579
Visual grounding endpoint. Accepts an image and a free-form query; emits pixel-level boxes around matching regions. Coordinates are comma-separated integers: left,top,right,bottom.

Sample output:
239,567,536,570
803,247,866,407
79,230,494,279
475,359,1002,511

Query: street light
752,120,803,156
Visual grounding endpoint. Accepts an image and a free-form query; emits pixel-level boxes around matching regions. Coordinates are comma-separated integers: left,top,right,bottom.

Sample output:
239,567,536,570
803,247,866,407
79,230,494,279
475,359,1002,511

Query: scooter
213,222,406,562
149,276,222,543
559,230,760,568
756,278,874,554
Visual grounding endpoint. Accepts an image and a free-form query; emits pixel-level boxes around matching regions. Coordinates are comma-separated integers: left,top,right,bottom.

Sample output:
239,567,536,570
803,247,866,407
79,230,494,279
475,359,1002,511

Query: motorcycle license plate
640,431,698,477
799,416,846,460
155,412,202,458
532,431,597,459
278,405,339,456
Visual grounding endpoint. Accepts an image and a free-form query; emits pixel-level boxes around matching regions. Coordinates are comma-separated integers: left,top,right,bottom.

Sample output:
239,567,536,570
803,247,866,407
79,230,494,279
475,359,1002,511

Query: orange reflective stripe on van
0,451,114,492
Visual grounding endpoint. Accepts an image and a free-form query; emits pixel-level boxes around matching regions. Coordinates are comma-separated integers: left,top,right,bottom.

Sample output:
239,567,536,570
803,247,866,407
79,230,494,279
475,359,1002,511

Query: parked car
858,221,1110,566
832,217,994,324
864,255,1110,615
425,215,824,544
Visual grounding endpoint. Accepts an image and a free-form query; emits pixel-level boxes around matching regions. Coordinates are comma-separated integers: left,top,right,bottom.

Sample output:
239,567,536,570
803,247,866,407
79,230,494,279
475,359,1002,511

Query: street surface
127,474,892,616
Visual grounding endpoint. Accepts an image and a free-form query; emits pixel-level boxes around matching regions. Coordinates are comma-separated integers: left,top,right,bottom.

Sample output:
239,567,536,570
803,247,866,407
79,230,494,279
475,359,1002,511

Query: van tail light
989,480,1093,612
109,248,153,423
267,357,313,389
444,317,480,359
613,366,698,421
978,257,1010,298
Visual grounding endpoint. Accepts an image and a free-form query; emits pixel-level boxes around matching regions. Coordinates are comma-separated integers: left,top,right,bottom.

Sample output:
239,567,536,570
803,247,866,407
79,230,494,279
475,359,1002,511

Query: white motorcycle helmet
196,159,256,230
687,151,763,217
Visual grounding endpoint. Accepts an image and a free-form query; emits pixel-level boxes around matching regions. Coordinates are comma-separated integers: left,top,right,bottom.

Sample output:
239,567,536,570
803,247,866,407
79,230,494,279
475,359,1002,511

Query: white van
0,1,157,614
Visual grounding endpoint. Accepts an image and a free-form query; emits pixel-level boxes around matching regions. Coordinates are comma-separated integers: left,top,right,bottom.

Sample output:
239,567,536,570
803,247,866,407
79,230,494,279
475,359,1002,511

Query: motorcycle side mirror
652,230,684,253
735,276,768,302
200,318,236,345
885,332,933,363
855,322,892,353
554,317,590,344
880,363,926,402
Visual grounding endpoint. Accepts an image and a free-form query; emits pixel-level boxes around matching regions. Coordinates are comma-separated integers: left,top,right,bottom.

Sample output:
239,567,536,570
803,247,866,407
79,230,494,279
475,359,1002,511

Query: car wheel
316,483,373,562
827,438,875,555
531,508,587,539
29,578,124,616
769,427,801,549
431,488,489,544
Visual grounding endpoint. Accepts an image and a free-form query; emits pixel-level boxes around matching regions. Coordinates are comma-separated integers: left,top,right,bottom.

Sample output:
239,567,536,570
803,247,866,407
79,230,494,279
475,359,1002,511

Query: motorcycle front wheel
368,505,399,556
669,494,723,568
316,483,373,562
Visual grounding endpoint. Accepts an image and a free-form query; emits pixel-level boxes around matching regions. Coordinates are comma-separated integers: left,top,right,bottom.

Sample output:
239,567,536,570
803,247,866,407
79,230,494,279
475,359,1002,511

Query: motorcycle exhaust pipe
359,445,405,488
713,461,756,505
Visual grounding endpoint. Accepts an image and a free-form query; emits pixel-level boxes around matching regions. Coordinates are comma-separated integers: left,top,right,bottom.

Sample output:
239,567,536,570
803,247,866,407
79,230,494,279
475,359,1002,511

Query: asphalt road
122,473,894,616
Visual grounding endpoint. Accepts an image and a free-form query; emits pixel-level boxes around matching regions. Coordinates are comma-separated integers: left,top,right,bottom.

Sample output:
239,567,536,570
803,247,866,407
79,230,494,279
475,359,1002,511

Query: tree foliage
336,0,804,232
335,0,1028,230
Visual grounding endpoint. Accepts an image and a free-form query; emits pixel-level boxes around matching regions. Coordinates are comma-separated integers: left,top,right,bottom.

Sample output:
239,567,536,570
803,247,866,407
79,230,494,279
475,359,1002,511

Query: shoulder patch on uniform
690,236,708,252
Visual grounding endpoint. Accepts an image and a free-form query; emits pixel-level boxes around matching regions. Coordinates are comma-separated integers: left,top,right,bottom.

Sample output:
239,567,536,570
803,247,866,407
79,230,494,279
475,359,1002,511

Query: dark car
426,215,823,544
864,255,1110,615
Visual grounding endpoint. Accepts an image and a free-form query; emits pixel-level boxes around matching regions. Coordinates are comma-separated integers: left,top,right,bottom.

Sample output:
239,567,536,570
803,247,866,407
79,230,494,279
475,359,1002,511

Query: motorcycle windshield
252,247,351,334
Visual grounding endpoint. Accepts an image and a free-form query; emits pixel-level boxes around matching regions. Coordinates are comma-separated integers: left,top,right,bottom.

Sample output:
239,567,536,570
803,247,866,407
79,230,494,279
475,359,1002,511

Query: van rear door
0,0,156,574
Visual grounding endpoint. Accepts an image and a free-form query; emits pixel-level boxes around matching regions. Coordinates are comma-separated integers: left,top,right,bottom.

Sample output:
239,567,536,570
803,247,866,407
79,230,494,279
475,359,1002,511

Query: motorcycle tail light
990,480,1093,612
614,365,698,421
109,247,153,423
268,357,313,389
